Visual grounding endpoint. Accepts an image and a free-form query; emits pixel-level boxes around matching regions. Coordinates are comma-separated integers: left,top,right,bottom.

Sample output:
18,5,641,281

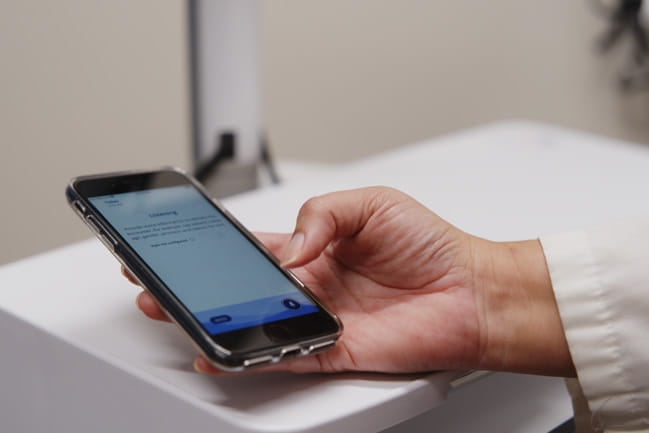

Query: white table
5,120,649,432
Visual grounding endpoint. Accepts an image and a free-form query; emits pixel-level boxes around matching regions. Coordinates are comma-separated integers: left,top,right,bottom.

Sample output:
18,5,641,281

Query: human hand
128,187,575,377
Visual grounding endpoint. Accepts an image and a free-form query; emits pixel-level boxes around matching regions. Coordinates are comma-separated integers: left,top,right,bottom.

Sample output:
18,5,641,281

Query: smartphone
66,168,342,371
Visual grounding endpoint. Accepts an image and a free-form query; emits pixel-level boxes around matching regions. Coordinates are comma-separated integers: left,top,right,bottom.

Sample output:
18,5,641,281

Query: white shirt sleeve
540,218,649,432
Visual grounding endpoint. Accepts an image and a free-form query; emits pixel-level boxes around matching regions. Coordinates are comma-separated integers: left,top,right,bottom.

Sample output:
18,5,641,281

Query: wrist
472,238,576,377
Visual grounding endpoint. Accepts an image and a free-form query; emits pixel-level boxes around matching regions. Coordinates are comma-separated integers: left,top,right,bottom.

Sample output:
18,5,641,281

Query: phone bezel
66,168,342,370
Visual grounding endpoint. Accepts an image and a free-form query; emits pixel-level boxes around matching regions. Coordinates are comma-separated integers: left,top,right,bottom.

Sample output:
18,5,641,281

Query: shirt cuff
540,220,649,431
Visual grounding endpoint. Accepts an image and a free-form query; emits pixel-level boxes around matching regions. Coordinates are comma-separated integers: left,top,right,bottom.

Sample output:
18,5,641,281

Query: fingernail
280,232,304,267
194,357,208,374
135,292,143,309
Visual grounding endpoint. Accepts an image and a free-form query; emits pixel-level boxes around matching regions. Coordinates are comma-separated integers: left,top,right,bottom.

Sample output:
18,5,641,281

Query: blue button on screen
210,315,232,324
283,298,301,310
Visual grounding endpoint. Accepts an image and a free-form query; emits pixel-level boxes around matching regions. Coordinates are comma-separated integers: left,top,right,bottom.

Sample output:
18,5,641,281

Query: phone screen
87,183,320,336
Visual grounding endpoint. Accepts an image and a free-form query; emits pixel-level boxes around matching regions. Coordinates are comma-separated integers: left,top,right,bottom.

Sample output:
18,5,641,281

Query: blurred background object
590,0,649,91
189,0,280,198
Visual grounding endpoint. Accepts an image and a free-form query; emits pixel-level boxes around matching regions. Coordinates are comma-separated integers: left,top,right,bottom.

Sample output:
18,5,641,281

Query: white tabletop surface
4,120,649,432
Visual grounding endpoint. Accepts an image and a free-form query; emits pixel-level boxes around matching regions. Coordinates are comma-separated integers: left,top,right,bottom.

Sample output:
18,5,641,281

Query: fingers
124,263,170,322
123,266,168,321
135,291,171,322
253,232,290,258
280,187,401,268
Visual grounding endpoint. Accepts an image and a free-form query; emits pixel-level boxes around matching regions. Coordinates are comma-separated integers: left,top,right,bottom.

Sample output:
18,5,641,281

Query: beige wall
2,0,649,264
263,0,649,161
0,1,190,264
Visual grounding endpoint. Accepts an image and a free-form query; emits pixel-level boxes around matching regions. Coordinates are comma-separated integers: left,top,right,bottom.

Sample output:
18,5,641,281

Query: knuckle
299,195,328,218
366,186,408,207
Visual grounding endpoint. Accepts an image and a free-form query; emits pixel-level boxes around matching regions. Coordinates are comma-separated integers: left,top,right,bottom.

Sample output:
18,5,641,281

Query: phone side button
96,233,116,251
85,215,102,234
72,200,86,216
86,216,118,249
101,231,118,248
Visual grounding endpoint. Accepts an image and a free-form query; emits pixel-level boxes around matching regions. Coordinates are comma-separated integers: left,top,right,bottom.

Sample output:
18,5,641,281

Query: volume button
101,231,119,248
86,216,118,248
72,200,86,216
85,215,102,233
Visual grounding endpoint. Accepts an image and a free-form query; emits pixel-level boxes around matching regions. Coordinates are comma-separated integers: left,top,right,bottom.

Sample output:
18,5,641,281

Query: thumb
280,187,399,268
